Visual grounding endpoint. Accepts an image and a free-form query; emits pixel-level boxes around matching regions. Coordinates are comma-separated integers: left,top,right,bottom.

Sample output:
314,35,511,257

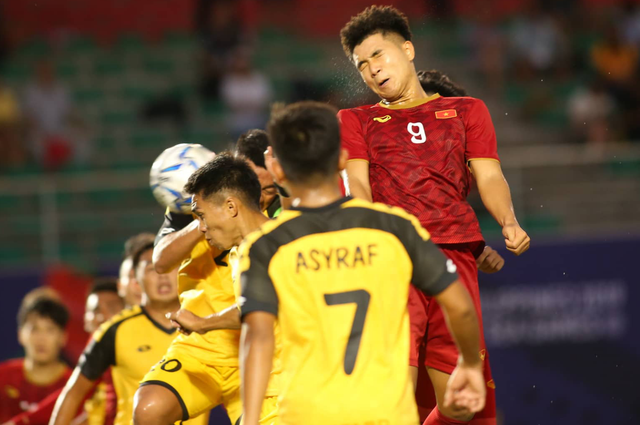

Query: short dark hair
268,101,340,184
123,232,155,259
89,277,119,296
18,295,69,330
235,129,270,169
340,5,412,58
417,70,468,97
131,240,155,272
184,152,262,211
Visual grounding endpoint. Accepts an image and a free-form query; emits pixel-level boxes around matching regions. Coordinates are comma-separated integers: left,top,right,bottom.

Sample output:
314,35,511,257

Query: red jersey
339,94,499,245
0,358,71,423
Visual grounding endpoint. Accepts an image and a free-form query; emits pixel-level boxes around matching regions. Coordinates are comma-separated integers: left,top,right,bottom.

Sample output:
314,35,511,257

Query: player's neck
380,74,428,106
288,179,343,209
23,357,65,385
239,209,269,239
144,299,180,329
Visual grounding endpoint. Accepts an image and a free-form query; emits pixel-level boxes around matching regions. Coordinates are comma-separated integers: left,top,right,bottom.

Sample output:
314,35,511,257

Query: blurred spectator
509,3,568,79
567,78,617,145
591,24,638,86
221,49,272,138
197,0,248,100
621,1,640,47
23,60,90,170
0,79,23,168
464,8,506,94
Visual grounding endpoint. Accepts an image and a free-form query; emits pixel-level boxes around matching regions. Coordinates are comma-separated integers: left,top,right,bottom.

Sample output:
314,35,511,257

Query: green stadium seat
143,58,175,75
101,110,137,126
74,87,105,104
20,38,50,58
56,62,79,80
523,214,562,235
6,216,41,236
97,240,126,259
606,159,640,176
115,33,146,52
0,245,29,265
1,62,31,84
88,189,126,205
130,129,170,148
163,31,195,50
94,59,125,77
122,84,154,101
64,36,98,56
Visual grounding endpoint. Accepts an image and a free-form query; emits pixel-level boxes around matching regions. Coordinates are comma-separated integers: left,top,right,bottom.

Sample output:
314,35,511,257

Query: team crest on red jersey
435,109,457,119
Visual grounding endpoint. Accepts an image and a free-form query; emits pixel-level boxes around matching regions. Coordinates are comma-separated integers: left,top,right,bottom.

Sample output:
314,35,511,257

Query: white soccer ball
149,143,215,214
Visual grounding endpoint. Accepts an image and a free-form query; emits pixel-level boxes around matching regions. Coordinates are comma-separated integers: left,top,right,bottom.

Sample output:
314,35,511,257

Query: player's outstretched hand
502,223,530,256
476,246,505,274
166,309,205,335
443,361,486,414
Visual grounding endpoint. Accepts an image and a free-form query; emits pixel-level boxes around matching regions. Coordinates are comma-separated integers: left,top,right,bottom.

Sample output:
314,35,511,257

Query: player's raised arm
167,304,241,334
152,211,203,274
240,312,276,425
49,368,95,425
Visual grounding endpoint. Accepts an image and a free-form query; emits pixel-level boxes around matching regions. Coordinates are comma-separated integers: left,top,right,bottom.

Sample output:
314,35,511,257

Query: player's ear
226,197,239,218
338,148,349,171
403,40,415,62
270,157,287,186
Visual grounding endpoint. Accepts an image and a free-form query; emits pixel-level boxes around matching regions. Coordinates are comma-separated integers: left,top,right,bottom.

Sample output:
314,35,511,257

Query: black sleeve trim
139,380,189,421
240,299,278,321
154,212,194,246
424,266,458,296
78,325,118,381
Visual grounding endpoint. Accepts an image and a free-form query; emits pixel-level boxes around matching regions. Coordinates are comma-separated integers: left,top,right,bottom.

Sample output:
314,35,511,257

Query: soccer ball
149,143,215,214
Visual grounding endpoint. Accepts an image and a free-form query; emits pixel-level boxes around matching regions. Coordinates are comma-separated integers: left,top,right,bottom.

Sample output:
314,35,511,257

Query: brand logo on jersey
435,109,457,119
446,259,457,274
137,345,151,352
4,385,19,399
373,115,392,123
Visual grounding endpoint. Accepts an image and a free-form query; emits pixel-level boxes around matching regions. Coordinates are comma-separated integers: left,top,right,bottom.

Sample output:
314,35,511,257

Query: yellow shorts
140,347,241,424
238,396,278,425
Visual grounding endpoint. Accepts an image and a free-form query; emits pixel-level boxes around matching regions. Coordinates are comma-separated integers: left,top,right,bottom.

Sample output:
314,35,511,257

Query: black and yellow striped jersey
238,197,458,425
78,305,177,425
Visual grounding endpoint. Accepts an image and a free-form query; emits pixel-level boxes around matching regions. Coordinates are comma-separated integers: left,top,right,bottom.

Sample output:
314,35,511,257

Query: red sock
423,407,470,425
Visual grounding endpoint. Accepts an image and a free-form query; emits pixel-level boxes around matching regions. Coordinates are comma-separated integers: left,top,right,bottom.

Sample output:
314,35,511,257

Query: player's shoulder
92,305,144,342
240,210,303,256
338,104,380,120
434,95,486,111
341,198,431,240
0,358,24,373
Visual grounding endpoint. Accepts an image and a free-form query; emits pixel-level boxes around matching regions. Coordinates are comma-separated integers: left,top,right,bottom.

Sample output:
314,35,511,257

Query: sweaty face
19,314,66,365
249,161,278,212
192,193,241,251
352,32,415,102
84,291,124,333
136,250,178,304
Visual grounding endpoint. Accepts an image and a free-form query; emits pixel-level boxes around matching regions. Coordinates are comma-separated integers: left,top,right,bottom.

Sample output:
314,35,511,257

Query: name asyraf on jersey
295,243,378,273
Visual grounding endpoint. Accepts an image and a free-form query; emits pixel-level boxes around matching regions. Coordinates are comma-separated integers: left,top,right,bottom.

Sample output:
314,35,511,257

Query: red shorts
408,242,496,423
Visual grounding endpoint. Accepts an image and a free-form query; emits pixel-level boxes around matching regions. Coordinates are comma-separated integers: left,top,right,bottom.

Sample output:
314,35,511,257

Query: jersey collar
290,196,352,213
378,93,441,110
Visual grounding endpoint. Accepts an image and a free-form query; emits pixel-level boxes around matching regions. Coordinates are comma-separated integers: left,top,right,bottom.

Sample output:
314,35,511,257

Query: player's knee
133,386,180,425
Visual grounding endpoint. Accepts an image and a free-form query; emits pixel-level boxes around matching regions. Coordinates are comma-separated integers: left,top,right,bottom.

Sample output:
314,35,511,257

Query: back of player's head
17,293,69,330
89,277,119,296
131,239,155,272
267,101,340,184
184,152,262,211
417,70,468,97
340,5,412,58
123,232,156,259
235,129,270,169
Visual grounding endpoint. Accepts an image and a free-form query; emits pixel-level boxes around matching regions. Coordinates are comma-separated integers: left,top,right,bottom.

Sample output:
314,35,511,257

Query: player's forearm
241,318,275,425
345,161,373,202
153,220,202,274
436,282,482,367
476,173,518,227
200,305,241,332
50,369,93,425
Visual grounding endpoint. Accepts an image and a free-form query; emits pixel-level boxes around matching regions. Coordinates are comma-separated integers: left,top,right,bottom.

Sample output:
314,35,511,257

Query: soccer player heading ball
339,6,530,424
238,101,486,425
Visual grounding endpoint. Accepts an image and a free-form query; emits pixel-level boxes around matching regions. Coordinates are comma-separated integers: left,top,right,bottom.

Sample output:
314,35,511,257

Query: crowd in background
0,0,639,170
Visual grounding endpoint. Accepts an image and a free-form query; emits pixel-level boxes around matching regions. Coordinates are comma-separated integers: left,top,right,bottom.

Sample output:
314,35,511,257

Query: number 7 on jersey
324,289,371,375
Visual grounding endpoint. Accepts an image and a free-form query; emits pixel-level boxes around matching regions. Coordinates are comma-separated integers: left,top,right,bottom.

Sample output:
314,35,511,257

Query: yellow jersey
78,306,180,425
155,209,240,366
230,247,282,397
238,197,458,425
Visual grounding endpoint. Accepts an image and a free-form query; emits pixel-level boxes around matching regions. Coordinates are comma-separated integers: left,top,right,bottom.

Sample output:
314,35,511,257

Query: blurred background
0,0,638,424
